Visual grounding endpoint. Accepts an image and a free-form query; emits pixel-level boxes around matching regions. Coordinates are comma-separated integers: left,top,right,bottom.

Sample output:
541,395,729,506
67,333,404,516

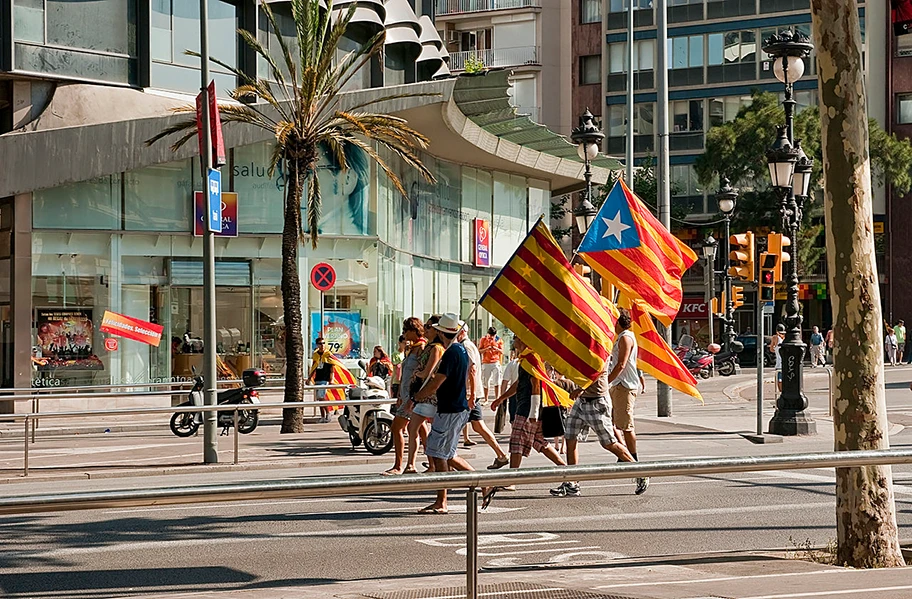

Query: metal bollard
826,366,834,417
466,487,478,599
23,416,29,476
233,409,240,465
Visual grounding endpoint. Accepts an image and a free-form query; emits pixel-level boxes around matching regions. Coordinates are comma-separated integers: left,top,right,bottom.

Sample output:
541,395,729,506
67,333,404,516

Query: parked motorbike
338,360,394,455
169,368,264,437
713,340,744,377
674,336,715,380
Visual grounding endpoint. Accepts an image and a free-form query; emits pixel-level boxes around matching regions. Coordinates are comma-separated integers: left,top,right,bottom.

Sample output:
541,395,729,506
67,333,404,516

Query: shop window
33,175,121,230
124,160,193,232
233,143,285,234
581,0,600,23
580,55,601,85
898,95,912,125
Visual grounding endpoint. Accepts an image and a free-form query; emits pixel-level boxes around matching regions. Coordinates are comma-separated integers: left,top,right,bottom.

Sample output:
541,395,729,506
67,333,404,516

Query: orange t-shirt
478,335,503,364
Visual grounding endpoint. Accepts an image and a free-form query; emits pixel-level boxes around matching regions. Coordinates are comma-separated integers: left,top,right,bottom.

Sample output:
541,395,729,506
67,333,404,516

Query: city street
1,366,911,598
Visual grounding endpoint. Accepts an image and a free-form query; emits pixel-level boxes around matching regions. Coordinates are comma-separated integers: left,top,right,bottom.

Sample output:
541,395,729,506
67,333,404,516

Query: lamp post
571,109,603,236
716,178,738,353
702,235,718,375
763,29,816,436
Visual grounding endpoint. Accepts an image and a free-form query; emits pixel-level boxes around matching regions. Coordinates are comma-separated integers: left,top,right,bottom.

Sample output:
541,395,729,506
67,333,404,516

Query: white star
601,211,631,243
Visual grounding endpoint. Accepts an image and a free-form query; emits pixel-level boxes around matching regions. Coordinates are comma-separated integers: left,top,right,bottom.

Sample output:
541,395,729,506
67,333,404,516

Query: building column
11,192,32,391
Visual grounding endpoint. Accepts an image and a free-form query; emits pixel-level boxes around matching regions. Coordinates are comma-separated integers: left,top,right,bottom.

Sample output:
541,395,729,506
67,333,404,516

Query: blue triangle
578,182,641,253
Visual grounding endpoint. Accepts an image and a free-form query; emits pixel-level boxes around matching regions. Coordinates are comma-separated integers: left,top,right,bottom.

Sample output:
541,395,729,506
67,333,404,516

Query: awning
417,14,444,70
332,0,385,34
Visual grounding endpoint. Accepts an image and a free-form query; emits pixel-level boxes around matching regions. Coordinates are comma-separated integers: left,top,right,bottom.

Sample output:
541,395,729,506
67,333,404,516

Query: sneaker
549,482,581,497
487,456,510,470
635,477,649,495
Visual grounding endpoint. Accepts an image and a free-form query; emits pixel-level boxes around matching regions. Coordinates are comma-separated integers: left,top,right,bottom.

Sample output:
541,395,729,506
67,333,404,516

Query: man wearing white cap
414,313,493,513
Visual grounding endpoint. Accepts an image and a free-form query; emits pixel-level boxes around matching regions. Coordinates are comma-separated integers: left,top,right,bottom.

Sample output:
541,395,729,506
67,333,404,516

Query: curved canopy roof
383,0,421,48
332,0,385,34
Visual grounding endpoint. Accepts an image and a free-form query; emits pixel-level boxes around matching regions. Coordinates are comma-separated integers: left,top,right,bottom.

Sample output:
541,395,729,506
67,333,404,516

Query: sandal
418,505,449,514
481,487,498,510
381,468,402,476
402,466,418,474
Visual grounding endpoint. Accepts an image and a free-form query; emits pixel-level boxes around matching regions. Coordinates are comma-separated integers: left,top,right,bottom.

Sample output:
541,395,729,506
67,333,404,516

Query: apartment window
669,35,703,69
608,40,655,73
670,100,703,133
581,0,601,24
898,95,912,125
721,30,756,64
708,96,751,127
671,164,702,198
580,55,601,85
633,103,654,135
608,105,625,137
609,0,652,11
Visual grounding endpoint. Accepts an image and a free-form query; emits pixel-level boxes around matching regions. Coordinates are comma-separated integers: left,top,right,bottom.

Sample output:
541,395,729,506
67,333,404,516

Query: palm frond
145,117,198,147
305,162,322,249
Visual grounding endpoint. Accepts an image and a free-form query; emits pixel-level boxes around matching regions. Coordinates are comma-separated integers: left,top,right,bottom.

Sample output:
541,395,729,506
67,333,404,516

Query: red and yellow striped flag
578,179,698,326
309,351,357,407
622,298,702,401
479,219,620,388
518,349,573,408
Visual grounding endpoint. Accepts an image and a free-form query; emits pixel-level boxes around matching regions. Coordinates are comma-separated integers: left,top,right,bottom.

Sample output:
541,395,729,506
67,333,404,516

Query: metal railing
436,0,540,16
449,46,540,71
4,392,377,476
0,377,286,397
0,448,910,599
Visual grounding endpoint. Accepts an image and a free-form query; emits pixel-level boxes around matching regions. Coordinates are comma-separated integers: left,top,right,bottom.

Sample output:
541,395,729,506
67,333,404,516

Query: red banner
196,81,227,167
895,0,912,35
99,311,164,347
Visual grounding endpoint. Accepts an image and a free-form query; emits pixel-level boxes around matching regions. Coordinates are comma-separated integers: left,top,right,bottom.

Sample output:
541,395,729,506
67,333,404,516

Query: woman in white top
885,327,898,366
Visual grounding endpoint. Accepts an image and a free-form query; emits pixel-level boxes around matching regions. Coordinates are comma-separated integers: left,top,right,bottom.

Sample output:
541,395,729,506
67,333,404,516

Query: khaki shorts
609,385,637,431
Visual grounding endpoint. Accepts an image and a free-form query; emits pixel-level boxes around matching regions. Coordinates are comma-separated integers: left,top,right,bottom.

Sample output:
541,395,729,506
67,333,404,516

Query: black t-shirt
514,368,533,418
313,353,333,382
436,342,469,413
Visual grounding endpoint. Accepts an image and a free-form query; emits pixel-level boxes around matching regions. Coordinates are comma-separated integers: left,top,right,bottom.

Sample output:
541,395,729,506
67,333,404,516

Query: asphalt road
2,366,912,598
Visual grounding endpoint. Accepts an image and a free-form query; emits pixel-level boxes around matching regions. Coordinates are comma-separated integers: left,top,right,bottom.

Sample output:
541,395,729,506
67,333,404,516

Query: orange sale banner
99,311,164,346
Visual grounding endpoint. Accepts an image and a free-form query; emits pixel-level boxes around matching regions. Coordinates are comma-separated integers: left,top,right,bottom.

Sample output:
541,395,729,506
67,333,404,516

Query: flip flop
402,466,418,474
481,487,498,510
418,505,448,514
381,468,402,476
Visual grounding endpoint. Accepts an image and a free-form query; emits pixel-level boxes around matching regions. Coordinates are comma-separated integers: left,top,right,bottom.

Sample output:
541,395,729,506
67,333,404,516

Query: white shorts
481,363,502,387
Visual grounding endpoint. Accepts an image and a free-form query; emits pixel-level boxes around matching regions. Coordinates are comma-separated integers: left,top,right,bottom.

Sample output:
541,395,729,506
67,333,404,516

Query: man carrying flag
578,179,697,326
307,337,356,423
491,337,568,479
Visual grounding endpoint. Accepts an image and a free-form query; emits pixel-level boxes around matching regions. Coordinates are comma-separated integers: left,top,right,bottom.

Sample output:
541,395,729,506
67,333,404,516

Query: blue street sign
207,168,222,233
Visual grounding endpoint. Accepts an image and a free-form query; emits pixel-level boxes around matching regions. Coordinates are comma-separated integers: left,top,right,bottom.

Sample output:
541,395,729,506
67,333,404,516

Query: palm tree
148,0,434,433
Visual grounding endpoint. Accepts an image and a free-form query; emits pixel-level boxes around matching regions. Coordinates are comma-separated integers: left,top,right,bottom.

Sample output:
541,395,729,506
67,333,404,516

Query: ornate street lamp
571,109,604,235
703,235,718,370
763,29,817,436
716,177,738,352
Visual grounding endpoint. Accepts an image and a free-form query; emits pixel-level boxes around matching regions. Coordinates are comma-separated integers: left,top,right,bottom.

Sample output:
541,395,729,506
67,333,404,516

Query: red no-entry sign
311,263,336,292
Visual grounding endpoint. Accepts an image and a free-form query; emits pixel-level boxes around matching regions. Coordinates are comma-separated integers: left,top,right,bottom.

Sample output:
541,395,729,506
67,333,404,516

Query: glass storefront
26,141,551,387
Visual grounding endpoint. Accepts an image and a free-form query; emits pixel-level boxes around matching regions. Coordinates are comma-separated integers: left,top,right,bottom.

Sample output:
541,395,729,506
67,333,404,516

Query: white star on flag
601,211,631,243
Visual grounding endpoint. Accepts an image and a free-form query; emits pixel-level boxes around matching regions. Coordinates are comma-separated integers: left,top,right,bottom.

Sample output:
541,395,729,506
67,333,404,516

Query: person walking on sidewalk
886,326,898,367
384,320,427,476
414,314,491,514
550,362,639,497
459,327,509,469
307,337,335,423
478,327,504,402
895,320,906,364
406,315,444,474
490,337,567,474
809,326,825,368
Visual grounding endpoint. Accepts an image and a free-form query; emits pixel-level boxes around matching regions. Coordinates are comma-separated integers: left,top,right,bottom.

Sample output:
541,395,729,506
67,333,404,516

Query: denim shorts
412,401,437,419
426,410,470,460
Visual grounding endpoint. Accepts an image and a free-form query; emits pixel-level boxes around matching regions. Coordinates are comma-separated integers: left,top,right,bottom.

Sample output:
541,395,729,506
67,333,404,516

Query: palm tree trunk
280,155,306,433
810,0,905,568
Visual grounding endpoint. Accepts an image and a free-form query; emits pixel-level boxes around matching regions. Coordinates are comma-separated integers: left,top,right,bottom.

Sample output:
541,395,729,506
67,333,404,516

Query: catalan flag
578,179,698,326
517,348,573,408
622,298,702,401
479,218,619,389
309,351,356,407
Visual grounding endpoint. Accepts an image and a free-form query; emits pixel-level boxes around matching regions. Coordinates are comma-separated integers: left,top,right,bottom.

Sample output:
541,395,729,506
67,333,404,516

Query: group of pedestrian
885,319,906,366
379,308,649,514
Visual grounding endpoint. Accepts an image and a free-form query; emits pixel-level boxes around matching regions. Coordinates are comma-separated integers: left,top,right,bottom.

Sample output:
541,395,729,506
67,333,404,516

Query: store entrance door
461,281,480,341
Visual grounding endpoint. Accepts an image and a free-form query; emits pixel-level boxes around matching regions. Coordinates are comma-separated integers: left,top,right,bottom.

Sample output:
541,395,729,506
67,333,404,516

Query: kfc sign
679,298,709,319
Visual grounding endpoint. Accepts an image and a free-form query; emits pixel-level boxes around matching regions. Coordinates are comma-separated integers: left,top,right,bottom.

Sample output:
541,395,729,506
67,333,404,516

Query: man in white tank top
608,309,648,495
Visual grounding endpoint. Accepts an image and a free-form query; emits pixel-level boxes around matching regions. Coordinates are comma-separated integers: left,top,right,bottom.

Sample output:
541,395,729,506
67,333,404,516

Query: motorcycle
169,368,265,437
713,340,744,377
674,336,715,380
338,360,394,455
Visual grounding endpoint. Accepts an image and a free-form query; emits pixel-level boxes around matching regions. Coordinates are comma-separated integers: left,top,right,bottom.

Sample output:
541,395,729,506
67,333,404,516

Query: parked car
735,334,776,368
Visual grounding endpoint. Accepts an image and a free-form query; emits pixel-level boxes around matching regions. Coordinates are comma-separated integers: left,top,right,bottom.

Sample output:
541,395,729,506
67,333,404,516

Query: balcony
449,46,540,71
436,0,541,16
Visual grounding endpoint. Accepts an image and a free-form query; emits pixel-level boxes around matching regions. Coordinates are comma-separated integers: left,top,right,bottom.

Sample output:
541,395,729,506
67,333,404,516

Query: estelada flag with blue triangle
578,178,698,326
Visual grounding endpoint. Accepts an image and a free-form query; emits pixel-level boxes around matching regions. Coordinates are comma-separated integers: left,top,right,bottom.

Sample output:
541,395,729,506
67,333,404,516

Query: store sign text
474,218,491,267
99,311,164,347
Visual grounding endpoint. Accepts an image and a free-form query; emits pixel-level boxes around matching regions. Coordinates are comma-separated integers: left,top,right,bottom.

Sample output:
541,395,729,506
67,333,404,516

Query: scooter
338,360,394,455
713,340,744,377
169,368,264,437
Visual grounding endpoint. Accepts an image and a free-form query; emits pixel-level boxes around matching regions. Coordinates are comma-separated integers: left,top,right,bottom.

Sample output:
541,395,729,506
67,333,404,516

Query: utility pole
655,0,672,417
199,0,218,463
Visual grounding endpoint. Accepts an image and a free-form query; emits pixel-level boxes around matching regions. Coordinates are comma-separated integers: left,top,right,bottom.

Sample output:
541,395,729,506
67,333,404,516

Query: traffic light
767,232,791,281
759,252,778,301
728,232,755,282
731,285,745,309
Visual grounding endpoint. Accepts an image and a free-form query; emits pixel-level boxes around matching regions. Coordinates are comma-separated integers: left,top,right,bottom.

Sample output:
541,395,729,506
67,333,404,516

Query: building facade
433,0,572,134
0,1,608,395
570,0,887,343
